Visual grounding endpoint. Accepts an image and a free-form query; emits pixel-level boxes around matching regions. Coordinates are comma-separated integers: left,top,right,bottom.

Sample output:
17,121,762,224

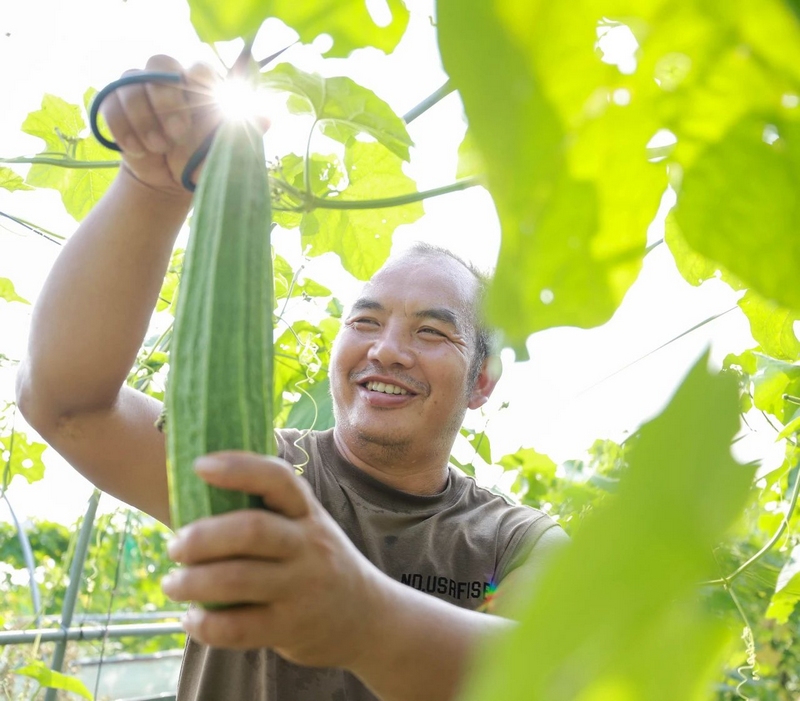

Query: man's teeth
366,381,409,395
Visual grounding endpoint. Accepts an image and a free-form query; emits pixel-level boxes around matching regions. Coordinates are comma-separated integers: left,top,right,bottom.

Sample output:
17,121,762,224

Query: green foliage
465,356,754,701
0,166,32,192
1,430,47,489
262,63,413,161
438,0,666,348
299,141,424,279
12,660,93,700
0,278,29,305
4,1,800,698
738,291,800,362
187,0,409,57
21,93,118,221
439,0,800,348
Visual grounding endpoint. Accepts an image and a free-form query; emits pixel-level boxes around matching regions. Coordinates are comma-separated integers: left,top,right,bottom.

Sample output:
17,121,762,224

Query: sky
0,0,780,525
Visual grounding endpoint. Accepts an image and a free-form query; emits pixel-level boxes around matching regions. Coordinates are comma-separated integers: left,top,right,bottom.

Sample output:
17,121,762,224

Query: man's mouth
364,381,410,396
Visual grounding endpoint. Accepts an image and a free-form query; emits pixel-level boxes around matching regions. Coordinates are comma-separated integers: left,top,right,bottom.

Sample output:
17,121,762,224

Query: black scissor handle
89,44,294,193
89,71,218,193
89,71,182,152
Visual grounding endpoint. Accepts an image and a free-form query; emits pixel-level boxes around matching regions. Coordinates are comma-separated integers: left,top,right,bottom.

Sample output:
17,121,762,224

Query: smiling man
15,56,567,701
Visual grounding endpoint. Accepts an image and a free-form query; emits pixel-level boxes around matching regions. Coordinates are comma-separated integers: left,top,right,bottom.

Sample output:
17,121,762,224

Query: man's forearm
351,575,514,701
17,169,190,420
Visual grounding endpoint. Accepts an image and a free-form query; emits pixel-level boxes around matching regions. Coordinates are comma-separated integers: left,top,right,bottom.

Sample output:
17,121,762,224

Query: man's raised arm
15,56,220,524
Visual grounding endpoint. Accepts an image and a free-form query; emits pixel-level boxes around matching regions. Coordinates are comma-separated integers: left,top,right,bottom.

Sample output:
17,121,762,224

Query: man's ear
468,356,502,410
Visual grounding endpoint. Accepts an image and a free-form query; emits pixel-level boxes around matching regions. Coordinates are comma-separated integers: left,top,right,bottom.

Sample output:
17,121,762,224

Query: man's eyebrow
414,307,461,329
349,298,385,313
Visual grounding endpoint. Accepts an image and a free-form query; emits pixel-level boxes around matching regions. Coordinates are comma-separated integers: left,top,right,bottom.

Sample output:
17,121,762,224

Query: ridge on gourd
165,118,274,533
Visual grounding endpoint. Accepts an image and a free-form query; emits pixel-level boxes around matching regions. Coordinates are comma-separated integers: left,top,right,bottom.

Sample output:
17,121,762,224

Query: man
16,56,567,701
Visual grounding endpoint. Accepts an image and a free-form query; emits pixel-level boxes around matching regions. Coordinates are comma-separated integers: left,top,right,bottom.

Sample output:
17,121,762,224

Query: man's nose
366,326,416,368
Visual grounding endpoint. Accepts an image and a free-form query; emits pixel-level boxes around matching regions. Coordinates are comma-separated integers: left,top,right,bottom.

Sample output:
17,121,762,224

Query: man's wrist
116,164,193,214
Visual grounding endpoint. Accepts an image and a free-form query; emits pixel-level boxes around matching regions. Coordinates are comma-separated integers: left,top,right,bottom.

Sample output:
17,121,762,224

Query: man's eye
351,318,378,327
420,327,445,337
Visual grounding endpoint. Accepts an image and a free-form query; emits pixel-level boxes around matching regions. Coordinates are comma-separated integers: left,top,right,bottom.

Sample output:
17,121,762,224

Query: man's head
328,244,499,463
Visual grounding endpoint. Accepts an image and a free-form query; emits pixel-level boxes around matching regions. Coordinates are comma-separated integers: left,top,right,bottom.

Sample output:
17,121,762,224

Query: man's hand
100,55,222,201
161,452,385,669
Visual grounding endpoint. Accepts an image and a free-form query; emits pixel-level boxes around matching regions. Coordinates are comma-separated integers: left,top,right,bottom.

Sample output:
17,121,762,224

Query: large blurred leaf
437,0,665,348
188,0,409,56
187,0,274,44
300,141,423,279
674,118,800,311
461,355,754,701
21,94,118,221
438,0,800,346
263,64,412,161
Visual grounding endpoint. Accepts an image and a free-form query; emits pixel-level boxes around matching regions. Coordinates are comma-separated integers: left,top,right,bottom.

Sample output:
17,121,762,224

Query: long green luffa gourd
165,118,274,530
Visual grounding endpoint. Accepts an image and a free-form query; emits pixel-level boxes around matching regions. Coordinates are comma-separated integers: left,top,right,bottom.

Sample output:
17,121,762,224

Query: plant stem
706,460,800,586
303,176,480,211
0,155,120,169
0,210,65,242
403,80,455,124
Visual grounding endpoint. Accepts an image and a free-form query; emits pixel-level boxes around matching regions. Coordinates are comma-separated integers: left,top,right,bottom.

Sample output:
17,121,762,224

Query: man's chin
355,427,412,450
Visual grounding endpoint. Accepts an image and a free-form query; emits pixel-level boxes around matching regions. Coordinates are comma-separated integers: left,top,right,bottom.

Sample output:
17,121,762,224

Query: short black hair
402,242,496,387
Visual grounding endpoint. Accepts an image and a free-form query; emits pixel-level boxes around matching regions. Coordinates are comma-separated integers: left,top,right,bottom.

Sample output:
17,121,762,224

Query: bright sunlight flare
213,78,267,122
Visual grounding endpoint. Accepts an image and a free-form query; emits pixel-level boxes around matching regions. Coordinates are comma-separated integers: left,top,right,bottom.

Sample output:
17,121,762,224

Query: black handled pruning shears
89,42,293,192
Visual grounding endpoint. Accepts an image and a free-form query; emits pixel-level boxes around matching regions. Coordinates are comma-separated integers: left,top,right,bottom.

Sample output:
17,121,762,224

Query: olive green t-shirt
176,428,561,701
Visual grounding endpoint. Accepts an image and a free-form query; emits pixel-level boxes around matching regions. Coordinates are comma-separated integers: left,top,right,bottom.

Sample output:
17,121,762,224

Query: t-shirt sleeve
495,509,567,584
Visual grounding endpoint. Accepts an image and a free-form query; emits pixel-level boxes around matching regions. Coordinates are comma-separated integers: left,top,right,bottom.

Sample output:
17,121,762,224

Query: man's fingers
162,560,288,604
181,606,277,650
143,54,193,143
98,87,146,158
168,509,302,564
194,452,312,519
114,70,171,155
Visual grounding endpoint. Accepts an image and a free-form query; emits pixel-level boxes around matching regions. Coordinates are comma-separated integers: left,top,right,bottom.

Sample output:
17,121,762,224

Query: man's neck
332,428,450,496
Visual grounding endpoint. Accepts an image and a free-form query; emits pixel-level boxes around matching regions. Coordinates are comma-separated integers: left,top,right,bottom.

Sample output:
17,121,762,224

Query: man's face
329,255,492,457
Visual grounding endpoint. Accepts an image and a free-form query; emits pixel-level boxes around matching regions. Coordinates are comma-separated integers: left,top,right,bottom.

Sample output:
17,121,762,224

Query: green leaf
0,166,32,192
186,0,273,44
262,64,413,161
455,129,484,180
664,215,744,289
272,0,409,58
738,290,800,362
187,0,409,55
751,353,800,424
21,94,118,221
0,278,29,305
766,545,800,623
460,428,492,465
674,118,800,310
1,431,47,488
284,377,335,432
461,354,754,701
300,141,423,279
13,661,93,700
27,133,117,221
21,94,85,152
438,0,666,347
273,254,332,301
